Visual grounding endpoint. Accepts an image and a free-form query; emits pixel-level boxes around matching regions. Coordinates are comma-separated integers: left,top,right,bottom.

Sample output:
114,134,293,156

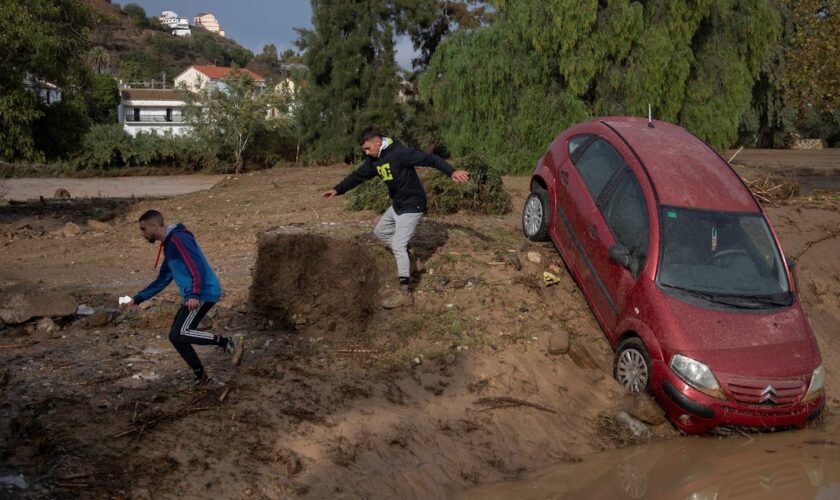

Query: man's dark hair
359,126,383,145
139,209,164,225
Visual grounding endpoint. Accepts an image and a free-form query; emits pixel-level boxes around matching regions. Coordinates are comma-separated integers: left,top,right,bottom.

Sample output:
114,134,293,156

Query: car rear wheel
614,337,652,393
522,189,550,241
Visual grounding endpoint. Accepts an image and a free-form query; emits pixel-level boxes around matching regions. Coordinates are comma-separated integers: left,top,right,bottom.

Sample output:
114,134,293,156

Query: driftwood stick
794,226,840,260
474,396,557,414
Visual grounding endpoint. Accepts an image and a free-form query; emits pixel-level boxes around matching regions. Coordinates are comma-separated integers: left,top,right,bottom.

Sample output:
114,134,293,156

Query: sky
128,0,417,68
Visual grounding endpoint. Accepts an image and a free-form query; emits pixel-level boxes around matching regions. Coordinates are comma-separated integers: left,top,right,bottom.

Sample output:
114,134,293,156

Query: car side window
602,169,649,272
567,135,591,157
573,139,624,199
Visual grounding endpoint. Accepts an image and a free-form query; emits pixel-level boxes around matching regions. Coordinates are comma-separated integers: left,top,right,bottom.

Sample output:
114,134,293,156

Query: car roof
595,117,760,213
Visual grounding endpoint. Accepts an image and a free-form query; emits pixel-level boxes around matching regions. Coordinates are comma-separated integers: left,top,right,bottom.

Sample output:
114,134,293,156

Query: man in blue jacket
129,210,242,385
322,126,469,308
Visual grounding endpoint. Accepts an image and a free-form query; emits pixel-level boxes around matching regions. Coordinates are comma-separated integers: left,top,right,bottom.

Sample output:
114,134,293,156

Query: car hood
655,290,819,378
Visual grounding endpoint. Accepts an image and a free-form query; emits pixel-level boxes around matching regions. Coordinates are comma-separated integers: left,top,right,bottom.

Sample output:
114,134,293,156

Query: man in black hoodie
322,126,469,308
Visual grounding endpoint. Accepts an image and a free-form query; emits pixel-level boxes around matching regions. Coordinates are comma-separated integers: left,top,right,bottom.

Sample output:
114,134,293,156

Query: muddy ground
0,157,839,498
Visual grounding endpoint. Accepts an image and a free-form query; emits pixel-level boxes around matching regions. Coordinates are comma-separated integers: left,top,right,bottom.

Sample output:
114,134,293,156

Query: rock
62,222,81,238
76,304,95,316
0,284,77,324
0,318,4,330
85,310,112,328
627,393,666,425
285,453,303,475
87,219,112,232
36,317,60,334
53,188,71,199
527,251,542,263
615,411,650,438
547,331,570,355
444,353,457,365
198,316,213,330
505,253,522,271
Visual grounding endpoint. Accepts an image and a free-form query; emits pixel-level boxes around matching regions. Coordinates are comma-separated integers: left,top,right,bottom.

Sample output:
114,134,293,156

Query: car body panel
529,116,824,434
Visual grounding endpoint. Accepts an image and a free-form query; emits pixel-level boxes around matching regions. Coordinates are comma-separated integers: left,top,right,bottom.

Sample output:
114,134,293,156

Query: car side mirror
609,244,632,269
785,255,796,270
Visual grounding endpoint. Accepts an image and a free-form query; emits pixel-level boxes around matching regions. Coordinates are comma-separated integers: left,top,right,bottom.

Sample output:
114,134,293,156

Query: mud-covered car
522,116,825,434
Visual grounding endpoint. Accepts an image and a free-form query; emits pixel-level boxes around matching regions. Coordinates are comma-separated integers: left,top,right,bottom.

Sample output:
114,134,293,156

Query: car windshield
657,206,791,307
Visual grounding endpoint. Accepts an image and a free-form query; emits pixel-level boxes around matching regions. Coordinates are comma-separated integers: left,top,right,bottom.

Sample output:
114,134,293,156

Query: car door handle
560,170,569,185
588,224,599,240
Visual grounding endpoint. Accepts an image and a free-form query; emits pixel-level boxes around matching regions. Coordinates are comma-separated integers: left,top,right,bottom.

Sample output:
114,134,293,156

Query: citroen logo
759,385,778,404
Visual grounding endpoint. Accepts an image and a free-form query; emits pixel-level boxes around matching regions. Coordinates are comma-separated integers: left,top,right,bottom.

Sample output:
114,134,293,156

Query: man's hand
322,189,338,199
451,170,470,183
186,298,199,311
127,299,136,309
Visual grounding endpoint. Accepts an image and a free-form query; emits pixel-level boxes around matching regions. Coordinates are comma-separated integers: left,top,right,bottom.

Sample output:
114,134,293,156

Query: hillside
81,0,288,84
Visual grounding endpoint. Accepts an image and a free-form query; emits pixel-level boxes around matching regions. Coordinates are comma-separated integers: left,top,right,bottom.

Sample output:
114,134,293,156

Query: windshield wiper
659,284,788,309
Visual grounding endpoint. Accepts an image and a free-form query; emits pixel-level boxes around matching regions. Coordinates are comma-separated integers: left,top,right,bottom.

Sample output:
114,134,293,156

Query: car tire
522,189,550,241
614,337,652,393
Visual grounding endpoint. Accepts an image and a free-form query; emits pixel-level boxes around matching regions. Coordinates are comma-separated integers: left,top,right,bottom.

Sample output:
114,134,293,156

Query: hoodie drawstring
154,243,163,270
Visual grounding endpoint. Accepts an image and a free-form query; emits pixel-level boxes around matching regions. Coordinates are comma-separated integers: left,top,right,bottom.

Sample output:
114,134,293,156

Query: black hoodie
334,138,455,214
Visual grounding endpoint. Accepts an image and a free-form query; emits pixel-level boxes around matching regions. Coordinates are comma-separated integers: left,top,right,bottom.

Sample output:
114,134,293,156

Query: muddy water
2,175,226,200
463,430,840,499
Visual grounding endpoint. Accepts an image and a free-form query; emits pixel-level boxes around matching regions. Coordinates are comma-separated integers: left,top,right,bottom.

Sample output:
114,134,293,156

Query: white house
174,65,265,93
193,12,224,36
158,10,191,36
118,88,190,137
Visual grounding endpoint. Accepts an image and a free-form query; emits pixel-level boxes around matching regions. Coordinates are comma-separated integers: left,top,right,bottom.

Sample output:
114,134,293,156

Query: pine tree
297,0,401,162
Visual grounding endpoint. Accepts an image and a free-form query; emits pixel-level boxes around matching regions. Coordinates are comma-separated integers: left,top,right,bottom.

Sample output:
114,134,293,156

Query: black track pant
169,301,225,373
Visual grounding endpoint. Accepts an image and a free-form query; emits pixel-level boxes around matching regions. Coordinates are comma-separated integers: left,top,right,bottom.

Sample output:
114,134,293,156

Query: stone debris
35,317,60,334
615,411,650,438
0,284,77,324
87,219,113,232
62,222,82,238
547,331,570,355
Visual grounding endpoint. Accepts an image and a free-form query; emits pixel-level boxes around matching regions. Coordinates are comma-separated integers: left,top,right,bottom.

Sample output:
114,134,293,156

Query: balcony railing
125,115,186,123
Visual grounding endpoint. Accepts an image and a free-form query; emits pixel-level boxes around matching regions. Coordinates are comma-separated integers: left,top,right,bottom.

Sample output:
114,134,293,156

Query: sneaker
192,371,211,386
231,334,245,366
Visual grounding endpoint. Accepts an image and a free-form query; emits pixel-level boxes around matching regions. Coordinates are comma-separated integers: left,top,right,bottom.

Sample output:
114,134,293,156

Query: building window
133,108,140,122
166,108,172,122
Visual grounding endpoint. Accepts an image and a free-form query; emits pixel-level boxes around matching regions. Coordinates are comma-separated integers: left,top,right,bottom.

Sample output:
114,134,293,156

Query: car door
556,138,624,329
592,168,650,340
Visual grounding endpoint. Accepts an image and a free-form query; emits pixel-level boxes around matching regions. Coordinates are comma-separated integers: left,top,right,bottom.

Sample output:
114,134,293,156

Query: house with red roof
174,65,265,93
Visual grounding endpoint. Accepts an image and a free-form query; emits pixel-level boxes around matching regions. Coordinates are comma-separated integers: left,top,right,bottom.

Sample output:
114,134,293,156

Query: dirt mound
249,229,383,333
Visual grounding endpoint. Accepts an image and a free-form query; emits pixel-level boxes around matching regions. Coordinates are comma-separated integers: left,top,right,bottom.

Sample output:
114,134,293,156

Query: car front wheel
522,189,550,241
614,337,652,393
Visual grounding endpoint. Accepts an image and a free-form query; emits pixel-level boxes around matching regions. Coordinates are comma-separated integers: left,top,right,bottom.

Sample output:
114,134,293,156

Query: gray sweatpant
373,206,423,280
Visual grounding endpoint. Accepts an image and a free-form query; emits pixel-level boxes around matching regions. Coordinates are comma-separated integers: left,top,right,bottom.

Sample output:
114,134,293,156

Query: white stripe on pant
373,206,423,279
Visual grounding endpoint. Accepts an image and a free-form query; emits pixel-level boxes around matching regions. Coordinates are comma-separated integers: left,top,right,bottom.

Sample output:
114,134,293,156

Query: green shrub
75,123,130,169
347,155,510,215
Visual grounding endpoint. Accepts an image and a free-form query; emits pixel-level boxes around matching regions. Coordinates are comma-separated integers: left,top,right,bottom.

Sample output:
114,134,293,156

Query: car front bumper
651,361,825,434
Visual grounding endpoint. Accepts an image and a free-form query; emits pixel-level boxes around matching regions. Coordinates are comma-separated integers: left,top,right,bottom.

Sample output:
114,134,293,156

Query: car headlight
670,354,725,399
803,364,824,402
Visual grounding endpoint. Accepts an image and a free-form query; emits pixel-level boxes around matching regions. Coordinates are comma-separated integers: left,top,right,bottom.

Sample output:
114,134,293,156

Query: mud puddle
2,175,226,200
463,429,840,499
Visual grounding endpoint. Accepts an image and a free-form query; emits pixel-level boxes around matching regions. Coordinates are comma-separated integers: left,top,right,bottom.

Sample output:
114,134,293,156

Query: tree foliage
421,0,781,173
785,0,840,113
0,0,97,161
182,72,291,173
296,0,402,163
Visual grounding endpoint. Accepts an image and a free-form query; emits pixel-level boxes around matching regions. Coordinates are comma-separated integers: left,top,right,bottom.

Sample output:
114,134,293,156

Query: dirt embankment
0,164,838,498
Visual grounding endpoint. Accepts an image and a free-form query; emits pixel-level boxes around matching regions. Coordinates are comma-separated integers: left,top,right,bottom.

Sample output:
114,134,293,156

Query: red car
522,116,825,434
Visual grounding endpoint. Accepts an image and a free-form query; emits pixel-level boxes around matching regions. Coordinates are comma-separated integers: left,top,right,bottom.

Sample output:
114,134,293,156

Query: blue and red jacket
133,223,222,305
